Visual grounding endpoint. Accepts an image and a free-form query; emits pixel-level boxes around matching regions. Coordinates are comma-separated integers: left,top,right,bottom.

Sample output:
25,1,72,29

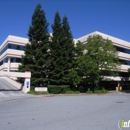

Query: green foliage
30,86,35,91
94,90,102,93
61,85,71,93
68,41,85,86
48,85,61,94
48,85,70,94
86,90,93,94
85,35,120,87
18,4,50,86
28,90,49,95
68,70,82,86
49,12,75,85
71,35,120,88
65,90,80,94
94,88,108,93
101,88,108,93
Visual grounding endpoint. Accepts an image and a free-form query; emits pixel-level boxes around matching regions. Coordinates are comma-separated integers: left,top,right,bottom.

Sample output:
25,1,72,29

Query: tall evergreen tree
18,4,50,87
61,16,75,84
49,11,63,85
49,12,75,85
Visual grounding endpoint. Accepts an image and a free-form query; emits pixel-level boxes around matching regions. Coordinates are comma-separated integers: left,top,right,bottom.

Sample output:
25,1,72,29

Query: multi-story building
0,31,130,88
76,31,130,76
0,35,28,72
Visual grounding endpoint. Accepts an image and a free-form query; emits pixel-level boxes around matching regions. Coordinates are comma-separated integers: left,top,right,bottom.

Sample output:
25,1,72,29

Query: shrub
61,85,70,93
65,90,74,94
86,90,93,94
30,86,35,91
48,85,70,94
94,90,102,93
65,90,80,94
101,88,108,93
48,85,61,94
94,89,108,94
73,91,80,94
27,90,49,95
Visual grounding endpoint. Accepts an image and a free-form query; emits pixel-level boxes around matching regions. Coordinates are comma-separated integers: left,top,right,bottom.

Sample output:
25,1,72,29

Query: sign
26,81,29,86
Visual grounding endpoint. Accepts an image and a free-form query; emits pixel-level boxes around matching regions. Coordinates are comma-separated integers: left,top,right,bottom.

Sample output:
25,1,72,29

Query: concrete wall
3,76,22,90
0,71,31,93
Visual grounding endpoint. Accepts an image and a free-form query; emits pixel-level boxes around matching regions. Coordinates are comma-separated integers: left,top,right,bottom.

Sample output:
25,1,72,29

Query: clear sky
0,0,130,44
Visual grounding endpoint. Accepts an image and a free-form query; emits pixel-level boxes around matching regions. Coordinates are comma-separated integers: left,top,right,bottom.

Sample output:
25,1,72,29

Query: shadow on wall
0,84,23,92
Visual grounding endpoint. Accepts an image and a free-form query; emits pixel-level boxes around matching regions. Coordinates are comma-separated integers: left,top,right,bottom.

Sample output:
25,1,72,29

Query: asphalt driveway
0,92,130,130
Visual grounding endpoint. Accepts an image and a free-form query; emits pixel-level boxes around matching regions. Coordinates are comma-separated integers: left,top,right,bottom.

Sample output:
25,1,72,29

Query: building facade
76,31,130,76
0,31,130,82
0,35,28,72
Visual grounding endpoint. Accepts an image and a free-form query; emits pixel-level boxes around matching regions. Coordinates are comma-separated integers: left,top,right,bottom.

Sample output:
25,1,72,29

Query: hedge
48,85,70,94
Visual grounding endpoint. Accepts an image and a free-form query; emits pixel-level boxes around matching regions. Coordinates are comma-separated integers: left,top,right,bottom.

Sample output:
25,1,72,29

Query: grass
28,90,49,95
65,90,80,94
28,89,108,95
86,89,108,94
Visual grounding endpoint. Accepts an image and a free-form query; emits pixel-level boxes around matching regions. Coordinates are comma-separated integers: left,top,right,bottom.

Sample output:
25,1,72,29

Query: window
114,46,130,54
119,59,130,65
0,43,25,56
11,58,21,63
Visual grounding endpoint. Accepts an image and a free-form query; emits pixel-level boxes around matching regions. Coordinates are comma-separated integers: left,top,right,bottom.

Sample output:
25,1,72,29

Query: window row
0,58,21,65
0,43,25,55
119,59,130,65
114,46,130,54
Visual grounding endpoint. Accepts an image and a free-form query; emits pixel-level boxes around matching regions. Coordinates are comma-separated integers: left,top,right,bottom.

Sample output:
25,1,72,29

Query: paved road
0,92,130,130
0,78,25,97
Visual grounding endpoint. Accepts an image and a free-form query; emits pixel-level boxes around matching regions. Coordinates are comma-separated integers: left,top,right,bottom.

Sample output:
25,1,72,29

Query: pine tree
49,11,63,85
61,16,75,84
49,12,75,85
18,4,50,87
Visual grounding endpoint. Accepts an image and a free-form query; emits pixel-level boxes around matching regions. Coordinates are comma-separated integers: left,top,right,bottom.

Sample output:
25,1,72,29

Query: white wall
77,31,130,49
103,76,130,81
0,49,24,61
118,52,130,60
3,76,22,90
0,35,28,50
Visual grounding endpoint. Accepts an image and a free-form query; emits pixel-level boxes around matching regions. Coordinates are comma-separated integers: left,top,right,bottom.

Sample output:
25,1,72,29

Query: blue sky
0,0,130,44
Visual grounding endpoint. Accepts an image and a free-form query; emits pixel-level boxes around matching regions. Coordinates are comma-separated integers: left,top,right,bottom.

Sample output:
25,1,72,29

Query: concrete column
23,71,31,93
7,57,11,72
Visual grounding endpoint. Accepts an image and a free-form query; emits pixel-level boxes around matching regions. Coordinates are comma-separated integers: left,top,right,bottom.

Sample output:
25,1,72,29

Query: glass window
3,58,8,63
11,58,16,62
11,58,21,63
114,46,130,54
0,43,25,56
119,59,130,65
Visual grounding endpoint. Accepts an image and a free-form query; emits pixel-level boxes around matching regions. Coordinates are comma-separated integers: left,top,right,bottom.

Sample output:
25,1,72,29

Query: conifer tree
49,12,75,85
18,4,50,87
61,16,75,84
49,11,63,85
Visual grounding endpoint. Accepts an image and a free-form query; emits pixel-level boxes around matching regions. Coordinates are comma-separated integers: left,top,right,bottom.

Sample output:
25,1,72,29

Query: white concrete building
77,31,130,74
0,35,28,72
0,31,130,82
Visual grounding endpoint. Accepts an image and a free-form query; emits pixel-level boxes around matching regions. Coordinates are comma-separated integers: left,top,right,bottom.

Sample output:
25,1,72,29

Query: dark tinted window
0,43,25,56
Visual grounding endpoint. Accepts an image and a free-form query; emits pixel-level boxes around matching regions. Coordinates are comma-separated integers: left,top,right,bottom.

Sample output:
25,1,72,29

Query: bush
48,85,70,94
65,90,80,94
65,90,73,94
30,86,35,91
28,90,49,95
61,85,71,93
94,90,102,93
101,89,108,93
86,90,93,94
73,91,80,94
94,88,108,94
48,85,61,94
